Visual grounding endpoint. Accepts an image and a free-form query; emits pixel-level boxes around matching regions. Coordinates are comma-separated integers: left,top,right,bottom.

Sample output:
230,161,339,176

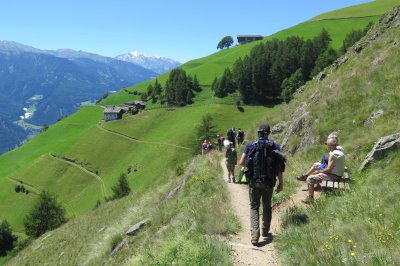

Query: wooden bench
322,168,351,190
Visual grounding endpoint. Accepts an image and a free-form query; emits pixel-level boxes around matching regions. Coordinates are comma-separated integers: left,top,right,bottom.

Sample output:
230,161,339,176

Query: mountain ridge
115,50,181,74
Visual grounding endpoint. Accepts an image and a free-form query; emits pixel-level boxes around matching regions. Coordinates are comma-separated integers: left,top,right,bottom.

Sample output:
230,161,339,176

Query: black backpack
245,140,276,188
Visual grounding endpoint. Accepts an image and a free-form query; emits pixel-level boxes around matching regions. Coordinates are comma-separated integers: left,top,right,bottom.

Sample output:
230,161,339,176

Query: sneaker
296,174,308,181
232,178,236,183
302,196,314,204
251,238,259,245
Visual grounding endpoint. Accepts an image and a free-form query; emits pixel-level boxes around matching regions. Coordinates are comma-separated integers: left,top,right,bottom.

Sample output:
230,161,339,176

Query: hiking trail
221,158,311,266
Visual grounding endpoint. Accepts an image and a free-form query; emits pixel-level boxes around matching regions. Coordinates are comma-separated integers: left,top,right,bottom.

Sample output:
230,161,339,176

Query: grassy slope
101,1,396,107
0,103,272,232
311,0,399,20
6,153,238,265
274,14,400,265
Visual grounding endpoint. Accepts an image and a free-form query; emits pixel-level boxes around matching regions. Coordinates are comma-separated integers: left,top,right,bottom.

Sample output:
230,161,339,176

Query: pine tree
281,68,305,102
193,74,201,92
0,220,17,256
111,173,131,199
195,114,216,145
24,191,67,237
154,79,163,95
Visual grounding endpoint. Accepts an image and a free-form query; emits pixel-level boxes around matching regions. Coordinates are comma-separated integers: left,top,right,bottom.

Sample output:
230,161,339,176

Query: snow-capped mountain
116,51,181,74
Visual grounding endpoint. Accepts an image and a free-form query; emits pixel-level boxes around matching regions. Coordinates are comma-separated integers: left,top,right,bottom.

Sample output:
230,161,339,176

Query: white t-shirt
329,150,345,176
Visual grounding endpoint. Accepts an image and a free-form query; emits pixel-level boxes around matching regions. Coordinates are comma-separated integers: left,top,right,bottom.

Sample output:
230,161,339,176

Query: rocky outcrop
364,110,384,126
359,133,400,171
281,110,316,154
111,239,129,256
164,180,186,202
316,71,326,82
271,121,289,134
126,219,150,236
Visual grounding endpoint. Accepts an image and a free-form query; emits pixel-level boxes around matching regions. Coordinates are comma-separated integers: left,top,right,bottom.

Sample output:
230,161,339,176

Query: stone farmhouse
103,101,146,121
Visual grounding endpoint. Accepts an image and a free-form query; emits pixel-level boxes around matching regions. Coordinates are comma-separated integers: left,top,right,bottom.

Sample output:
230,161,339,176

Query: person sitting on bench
302,138,345,204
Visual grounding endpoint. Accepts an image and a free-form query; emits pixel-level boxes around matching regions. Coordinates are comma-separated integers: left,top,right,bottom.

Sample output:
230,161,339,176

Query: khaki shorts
226,163,236,172
306,173,340,185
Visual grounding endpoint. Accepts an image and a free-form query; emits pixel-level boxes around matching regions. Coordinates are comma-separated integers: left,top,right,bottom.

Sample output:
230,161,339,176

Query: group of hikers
215,122,346,246
201,127,245,156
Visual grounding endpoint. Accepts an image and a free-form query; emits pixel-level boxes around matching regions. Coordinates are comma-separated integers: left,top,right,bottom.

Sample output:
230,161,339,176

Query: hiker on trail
202,140,209,156
207,141,213,151
227,128,236,147
239,124,285,245
296,132,345,182
301,138,345,204
237,128,245,146
217,134,225,151
225,142,237,183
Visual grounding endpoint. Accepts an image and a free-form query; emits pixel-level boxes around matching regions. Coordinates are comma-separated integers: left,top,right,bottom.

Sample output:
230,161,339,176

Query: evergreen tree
154,79,163,95
165,68,193,106
281,68,305,102
192,74,201,92
195,114,216,144
146,84,154,96
311,48,338,77
186,90,193,104
24,191,67,238
340,22,372,54
0,220,17,256
111,173,131,199
141,92,148,101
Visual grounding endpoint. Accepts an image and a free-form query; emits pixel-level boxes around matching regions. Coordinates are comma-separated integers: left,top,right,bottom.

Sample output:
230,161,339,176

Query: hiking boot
251,237,259,245
296,174,308,181
302,196,314,204
232,178,236,183
262,231,272,238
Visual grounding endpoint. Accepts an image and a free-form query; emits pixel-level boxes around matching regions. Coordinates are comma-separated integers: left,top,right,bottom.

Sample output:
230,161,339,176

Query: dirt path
97,124,191,150
221,159,310,266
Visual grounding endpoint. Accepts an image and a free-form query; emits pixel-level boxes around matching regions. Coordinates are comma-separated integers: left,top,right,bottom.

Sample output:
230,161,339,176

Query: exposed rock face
316,71,326,82
281,110,316,154
126,219,150,236
164,180,186,201
364,110,384,126
111,239,129,256
359,133,400,171
271,121,289,134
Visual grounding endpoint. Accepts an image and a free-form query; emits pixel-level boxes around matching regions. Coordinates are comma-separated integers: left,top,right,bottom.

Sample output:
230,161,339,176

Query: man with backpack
239,124,285,245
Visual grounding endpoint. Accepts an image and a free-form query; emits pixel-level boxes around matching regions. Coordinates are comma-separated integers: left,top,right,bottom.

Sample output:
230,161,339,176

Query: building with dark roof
237,35,263,45
103,106,124,121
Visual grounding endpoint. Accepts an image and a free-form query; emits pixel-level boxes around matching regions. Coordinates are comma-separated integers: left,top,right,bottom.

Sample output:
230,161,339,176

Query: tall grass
274,13,400,265
5,152,238,265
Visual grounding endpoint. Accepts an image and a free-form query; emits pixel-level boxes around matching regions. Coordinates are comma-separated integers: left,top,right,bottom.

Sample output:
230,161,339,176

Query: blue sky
0,0,371,63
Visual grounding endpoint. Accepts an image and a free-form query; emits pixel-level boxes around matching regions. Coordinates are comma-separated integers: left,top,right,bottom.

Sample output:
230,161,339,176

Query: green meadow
0,101,273,232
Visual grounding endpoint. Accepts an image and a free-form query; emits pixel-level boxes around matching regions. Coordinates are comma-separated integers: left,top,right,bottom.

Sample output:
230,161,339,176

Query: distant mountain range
116,51,181,74
0,41,167,154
